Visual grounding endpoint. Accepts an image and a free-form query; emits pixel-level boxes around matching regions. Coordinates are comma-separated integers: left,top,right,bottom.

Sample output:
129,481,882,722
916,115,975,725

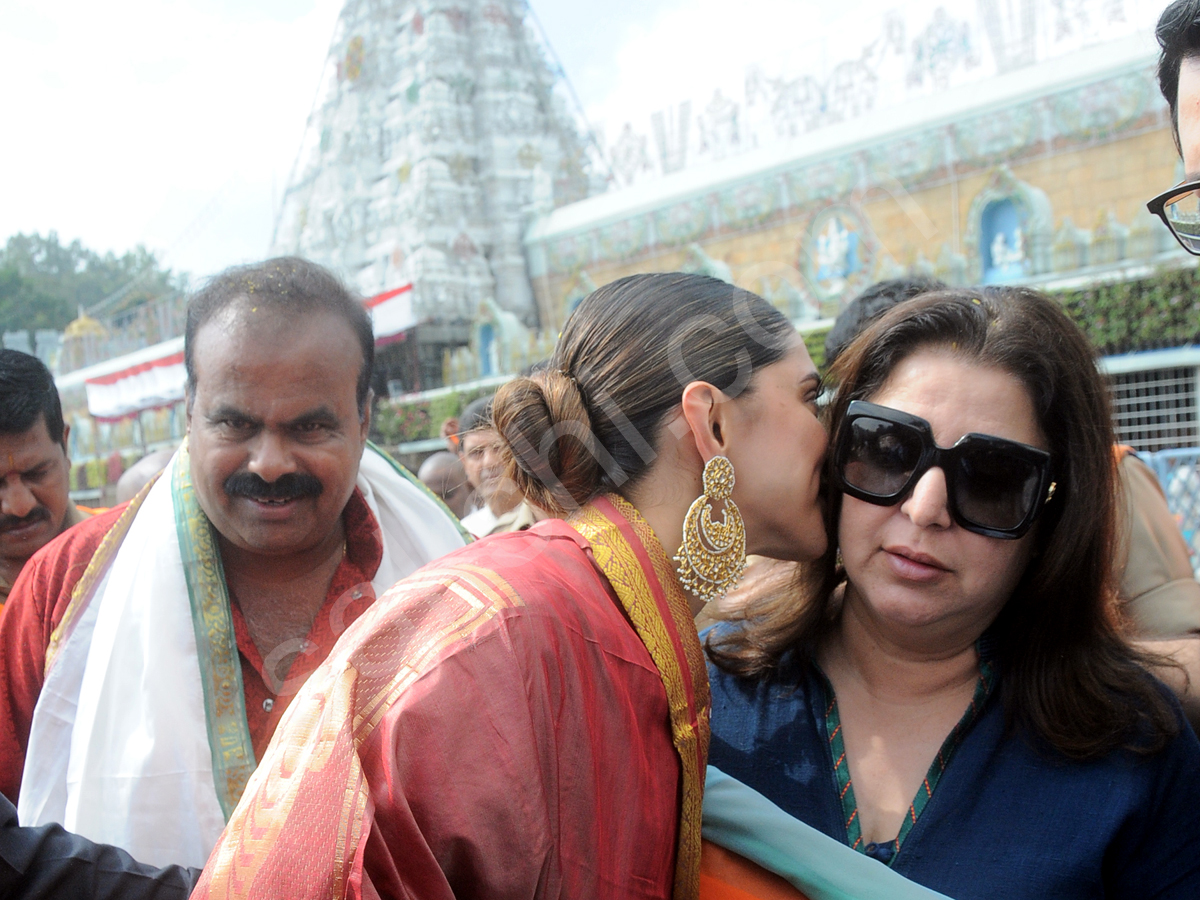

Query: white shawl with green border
17,442,467,867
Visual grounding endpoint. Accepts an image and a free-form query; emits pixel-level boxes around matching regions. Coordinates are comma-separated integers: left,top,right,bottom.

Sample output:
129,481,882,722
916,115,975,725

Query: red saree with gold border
194,495,709,900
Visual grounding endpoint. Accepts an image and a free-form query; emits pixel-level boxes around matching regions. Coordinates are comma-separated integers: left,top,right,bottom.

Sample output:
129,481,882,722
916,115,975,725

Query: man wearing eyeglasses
1141,0,1200,724
1152,2,1200,251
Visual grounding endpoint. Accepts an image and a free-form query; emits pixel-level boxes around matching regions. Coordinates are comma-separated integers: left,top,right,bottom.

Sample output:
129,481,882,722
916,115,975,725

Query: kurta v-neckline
818,659,997,865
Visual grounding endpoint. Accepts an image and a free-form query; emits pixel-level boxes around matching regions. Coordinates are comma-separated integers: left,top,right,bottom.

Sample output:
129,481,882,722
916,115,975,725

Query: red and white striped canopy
365,283,415,345
85,350,186,422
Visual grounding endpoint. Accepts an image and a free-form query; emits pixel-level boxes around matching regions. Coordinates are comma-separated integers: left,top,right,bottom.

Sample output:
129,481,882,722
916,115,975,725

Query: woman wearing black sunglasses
701,288,1200,899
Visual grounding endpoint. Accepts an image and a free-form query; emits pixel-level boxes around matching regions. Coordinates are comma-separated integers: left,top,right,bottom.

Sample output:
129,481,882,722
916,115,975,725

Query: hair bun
492,369,603,516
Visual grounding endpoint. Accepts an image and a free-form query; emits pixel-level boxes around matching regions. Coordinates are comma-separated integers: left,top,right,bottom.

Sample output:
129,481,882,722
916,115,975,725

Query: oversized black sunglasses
1147,179,1200,256
832,400,1057,539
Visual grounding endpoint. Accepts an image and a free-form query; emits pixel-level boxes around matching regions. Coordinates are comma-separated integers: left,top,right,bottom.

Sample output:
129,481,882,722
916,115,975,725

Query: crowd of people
3,2,1200,898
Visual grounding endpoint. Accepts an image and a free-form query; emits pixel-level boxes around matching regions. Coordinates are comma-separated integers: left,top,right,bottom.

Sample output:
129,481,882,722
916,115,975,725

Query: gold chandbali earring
674,455,746,604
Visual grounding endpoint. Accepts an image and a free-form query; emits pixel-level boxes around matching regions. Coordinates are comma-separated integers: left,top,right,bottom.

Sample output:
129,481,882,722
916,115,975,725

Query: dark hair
459,395,495,435
0,349,66,445
1157,0,1200,153
710,287,1179,759
491,273,794,515
185,257,374,414
824,277,947,366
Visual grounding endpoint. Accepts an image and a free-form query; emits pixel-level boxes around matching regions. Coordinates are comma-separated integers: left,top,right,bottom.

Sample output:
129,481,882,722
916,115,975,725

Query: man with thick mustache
0,257,467,869
0,349,95,611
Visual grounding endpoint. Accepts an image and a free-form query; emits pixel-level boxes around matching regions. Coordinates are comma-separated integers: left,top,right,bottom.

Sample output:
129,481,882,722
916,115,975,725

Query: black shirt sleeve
0,793,200,900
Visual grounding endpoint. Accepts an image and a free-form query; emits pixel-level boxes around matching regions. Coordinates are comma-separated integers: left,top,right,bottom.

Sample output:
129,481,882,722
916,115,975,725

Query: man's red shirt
0,489,383,803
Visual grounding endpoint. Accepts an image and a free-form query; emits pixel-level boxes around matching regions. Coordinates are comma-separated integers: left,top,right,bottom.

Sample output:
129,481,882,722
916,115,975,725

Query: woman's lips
883,545,950,581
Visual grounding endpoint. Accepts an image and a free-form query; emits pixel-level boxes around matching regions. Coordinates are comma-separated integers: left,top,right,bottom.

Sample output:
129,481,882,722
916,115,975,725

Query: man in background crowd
114,447,176,505
417,450,472,519
1131,0,1200,720
822,277,947,364
457,394,542,536
0,349,95,610
0,257,466,869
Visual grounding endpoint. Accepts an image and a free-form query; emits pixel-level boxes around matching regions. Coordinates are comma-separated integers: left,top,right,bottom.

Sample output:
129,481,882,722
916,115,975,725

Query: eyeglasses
832,400,1056,539
1147,179,1200,256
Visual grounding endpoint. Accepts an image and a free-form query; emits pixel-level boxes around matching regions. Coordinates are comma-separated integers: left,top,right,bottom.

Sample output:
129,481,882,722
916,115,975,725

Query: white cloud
1,0,897,282
581,0,904,142
0,0,342,279
2,0,1024,283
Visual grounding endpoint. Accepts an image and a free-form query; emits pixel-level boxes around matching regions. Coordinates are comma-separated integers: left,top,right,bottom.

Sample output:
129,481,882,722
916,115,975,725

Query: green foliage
802,327,828,373
373,402,432,446
372,384,507,446
1054,266,1200,356
0,231,183,335
426,392,463,432
803,265,1200,375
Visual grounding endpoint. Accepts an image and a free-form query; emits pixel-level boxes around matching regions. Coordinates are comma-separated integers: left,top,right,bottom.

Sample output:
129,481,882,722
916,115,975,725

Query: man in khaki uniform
1115,449,1200,634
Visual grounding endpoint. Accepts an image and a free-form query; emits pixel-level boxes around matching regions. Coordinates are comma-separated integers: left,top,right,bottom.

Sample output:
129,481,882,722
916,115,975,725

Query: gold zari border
571,494,710,900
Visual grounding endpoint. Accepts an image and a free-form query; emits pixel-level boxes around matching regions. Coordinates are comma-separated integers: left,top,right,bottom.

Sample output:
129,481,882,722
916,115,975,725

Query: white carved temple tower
271,0,592,339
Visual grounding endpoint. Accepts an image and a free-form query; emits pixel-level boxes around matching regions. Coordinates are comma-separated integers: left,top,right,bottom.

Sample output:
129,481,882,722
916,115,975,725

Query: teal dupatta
702,767,953,900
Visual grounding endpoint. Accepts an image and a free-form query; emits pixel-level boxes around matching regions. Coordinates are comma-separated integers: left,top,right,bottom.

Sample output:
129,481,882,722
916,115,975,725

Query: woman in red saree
192,273,829,900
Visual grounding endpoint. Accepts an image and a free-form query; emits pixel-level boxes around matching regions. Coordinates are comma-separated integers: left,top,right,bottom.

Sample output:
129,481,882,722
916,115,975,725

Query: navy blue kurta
705,634,1200,899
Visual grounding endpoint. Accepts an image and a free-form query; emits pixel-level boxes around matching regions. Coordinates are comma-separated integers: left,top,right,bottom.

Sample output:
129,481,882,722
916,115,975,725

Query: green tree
0,231,184,335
